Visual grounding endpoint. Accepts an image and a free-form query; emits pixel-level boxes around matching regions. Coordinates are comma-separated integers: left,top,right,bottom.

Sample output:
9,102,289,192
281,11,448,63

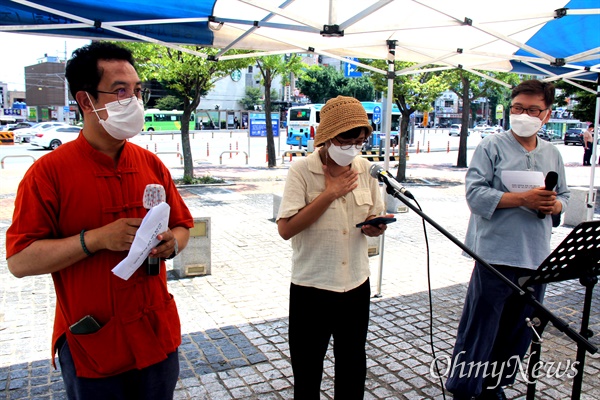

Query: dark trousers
289,278,371,399
583,145,592,165
57,336,179,400
446,263,545,398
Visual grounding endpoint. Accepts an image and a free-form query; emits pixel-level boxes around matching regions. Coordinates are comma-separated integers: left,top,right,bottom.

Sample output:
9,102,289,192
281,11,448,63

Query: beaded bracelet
80,229,94,257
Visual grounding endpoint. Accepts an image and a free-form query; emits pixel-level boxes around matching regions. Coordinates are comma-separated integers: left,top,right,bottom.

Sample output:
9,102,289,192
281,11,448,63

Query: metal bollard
447,141,450,153
207,142,209,157
416,141,420,154
427,141,430,153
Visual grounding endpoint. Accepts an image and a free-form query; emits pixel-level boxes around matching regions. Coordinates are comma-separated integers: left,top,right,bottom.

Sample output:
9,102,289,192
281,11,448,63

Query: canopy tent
1,0,598,219
1,1,597,78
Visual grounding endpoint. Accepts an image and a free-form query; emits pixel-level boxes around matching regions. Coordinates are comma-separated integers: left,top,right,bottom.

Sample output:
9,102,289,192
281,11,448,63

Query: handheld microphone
369,164,415,200
143,184,166,275
537,171,558,219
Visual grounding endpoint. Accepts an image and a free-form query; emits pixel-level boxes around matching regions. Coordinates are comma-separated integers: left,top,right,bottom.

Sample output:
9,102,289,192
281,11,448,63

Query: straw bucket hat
314,96,373,147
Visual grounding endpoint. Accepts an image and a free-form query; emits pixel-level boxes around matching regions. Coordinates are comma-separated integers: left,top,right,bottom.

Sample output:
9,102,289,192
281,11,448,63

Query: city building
0,81,28,125
24,55,76,123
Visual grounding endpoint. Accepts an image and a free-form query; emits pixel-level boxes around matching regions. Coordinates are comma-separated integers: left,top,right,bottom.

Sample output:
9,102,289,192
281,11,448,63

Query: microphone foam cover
143,184,166,209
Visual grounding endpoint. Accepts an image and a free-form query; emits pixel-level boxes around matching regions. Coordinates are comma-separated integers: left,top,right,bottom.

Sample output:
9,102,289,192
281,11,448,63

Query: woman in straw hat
277,96,394,398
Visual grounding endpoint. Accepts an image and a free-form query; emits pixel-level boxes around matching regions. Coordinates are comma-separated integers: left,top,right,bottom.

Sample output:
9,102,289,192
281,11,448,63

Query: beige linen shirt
277,151,385,292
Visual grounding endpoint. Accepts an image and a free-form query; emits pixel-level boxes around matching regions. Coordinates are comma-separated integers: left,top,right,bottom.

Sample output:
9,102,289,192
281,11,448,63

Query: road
0,128,593,170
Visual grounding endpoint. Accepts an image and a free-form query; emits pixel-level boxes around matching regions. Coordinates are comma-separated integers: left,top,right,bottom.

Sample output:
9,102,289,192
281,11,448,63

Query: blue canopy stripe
0,0,217,45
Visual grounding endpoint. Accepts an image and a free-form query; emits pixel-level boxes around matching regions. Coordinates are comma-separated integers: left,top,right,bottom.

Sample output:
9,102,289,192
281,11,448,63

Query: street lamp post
63,74,69,123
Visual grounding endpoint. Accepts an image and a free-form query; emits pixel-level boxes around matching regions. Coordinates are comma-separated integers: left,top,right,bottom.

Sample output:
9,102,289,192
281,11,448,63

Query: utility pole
63,41,69,123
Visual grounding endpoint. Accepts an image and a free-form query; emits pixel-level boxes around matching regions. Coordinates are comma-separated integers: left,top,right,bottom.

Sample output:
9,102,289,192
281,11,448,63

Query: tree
154,95,183,111
240,87,263,110
120,42,254,180
555,80,597,123
255,54,306,167
362,60,448,181
340,75,375,101
443,70,519,168
296,65,374,103
486,87,513,128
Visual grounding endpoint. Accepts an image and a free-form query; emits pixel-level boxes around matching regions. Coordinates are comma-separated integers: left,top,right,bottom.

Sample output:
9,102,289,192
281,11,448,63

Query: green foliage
255,54,306,88
555,80,596,123
122,43,255,110
118,41,255,177
339,76,375,101
442,69,519,167
255,54,307,167
178,175,225,185
362,60,448,113
154,95,183,111
296,66,375,103
443,70,519,113
240,87,263,110
358,59,449,179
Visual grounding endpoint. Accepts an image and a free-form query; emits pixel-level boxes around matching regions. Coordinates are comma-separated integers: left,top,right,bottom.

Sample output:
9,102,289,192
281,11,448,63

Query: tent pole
376,40,396,297
585,75,599,221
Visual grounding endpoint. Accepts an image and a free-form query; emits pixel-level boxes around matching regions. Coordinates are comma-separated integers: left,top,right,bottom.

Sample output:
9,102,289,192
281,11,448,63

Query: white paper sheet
112,202,170,280
501,170,544,193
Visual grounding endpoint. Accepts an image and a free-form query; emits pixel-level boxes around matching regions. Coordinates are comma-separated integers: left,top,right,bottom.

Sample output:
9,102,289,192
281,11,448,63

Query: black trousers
583,145,592,165
289,278,371,399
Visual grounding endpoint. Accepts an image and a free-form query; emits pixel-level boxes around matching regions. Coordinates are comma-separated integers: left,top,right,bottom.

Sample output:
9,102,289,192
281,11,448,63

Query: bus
285,102,401,147
286,104,324,147
143,109,195,132
360,102,401,148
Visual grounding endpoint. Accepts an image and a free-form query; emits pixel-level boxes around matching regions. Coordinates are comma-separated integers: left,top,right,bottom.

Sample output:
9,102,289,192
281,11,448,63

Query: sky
0,32,90,92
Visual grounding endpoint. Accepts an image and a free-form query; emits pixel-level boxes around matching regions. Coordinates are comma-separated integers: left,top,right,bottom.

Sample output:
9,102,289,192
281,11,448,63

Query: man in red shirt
6,42,193,399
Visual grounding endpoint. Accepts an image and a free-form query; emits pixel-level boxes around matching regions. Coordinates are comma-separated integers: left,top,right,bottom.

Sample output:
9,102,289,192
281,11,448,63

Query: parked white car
448,124,470,137
30,125,81,150
480,126,503,138
472,124,489,132
14,122,69,143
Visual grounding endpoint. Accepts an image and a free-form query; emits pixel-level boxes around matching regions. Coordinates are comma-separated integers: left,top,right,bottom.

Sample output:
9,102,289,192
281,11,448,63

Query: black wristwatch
165,238,179,260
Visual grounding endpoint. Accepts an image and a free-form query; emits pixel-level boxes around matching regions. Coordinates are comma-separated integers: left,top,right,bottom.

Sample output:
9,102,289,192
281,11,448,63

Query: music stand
518,220,600,400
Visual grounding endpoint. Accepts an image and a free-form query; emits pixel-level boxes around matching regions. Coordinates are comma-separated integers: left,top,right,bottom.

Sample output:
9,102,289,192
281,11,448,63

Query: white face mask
510,113,544,138
327,142,362,166
87,92,145,140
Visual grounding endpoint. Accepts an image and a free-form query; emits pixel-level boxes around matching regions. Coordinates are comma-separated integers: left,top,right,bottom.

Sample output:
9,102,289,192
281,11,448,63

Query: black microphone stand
381,181,597,371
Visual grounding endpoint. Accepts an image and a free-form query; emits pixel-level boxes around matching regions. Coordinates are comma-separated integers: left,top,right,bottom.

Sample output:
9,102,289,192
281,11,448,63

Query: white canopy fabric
1,1,597,78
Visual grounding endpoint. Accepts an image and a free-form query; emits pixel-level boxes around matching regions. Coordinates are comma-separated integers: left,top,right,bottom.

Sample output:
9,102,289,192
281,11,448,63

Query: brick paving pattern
1,152,598,399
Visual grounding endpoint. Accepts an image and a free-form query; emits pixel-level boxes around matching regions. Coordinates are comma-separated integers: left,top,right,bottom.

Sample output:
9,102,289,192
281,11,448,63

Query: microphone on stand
537,171,558,219
143,184,166,275
369,164,415,200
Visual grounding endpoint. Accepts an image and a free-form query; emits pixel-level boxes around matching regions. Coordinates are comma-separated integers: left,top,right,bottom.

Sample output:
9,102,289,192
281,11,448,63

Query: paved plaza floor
0,148,598,399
